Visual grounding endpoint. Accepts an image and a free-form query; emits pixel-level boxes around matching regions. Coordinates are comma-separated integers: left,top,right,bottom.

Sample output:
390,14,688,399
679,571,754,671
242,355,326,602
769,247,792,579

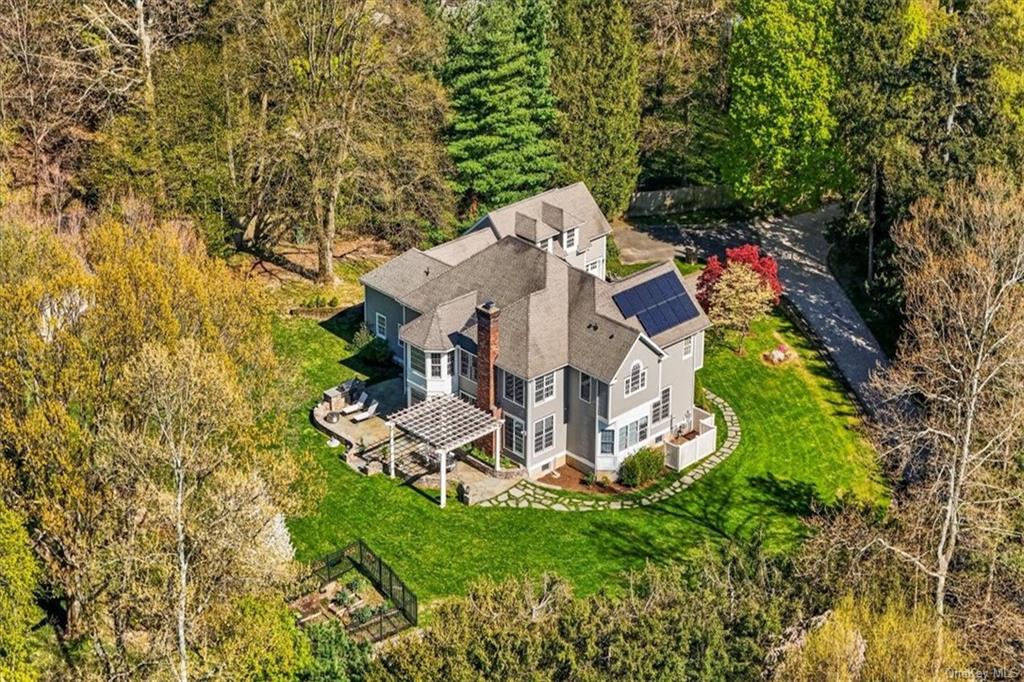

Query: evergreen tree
551,0,642,217
443,0,558,216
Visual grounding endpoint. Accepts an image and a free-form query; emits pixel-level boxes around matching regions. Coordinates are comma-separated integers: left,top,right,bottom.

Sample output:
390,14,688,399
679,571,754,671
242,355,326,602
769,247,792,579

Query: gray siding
565,368,599,469
607,339,663,417
363,286,405,358
526,369,565,469
660,335,698,428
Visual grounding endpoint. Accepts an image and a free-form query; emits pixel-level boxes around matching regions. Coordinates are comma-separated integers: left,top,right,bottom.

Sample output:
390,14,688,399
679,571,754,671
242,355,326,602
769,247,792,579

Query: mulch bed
537,463,666,496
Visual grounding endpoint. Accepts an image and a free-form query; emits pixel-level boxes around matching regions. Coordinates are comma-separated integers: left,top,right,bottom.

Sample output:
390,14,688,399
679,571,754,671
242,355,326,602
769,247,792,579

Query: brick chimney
475,301,501,454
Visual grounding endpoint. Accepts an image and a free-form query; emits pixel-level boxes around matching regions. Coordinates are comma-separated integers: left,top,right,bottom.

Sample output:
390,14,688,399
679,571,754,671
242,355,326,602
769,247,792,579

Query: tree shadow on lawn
318,305,401,384
583,472,817,570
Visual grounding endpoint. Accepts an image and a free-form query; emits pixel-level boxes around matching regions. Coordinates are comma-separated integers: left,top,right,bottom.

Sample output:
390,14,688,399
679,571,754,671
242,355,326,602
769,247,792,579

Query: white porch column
439,450,448,509
389,423,395,478
494,423,502,472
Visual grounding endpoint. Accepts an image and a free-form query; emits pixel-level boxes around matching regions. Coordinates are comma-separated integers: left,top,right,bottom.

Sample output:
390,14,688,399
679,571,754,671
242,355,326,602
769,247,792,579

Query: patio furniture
351,400,379,423
341,392,368,415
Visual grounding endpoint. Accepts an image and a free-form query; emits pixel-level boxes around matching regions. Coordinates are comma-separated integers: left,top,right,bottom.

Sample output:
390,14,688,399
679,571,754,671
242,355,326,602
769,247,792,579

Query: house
360,183,714,479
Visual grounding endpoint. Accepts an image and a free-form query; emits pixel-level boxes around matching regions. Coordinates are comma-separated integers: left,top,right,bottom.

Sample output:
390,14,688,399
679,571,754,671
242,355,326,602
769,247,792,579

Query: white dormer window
624,361,647,396
563,228,577,251
538,238,552,252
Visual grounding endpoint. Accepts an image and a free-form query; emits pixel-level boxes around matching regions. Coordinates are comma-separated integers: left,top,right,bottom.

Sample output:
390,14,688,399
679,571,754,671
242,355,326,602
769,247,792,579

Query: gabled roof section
360,250,450,300
400,237,549,314
566,270,642,380
470,182,610,252
424,228,497,266
399,291,478,352
513,212,558,242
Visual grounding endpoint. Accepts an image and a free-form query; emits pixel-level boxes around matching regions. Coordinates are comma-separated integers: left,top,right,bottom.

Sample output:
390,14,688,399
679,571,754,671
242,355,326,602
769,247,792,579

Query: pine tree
551,0,641,217
443,0,558,216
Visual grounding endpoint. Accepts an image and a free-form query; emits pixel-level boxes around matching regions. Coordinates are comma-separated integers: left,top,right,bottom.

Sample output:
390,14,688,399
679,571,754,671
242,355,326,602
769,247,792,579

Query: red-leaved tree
697,244,782,310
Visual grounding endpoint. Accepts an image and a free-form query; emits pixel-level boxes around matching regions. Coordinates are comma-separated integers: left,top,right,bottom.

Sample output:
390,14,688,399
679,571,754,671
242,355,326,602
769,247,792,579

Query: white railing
665,407,717,471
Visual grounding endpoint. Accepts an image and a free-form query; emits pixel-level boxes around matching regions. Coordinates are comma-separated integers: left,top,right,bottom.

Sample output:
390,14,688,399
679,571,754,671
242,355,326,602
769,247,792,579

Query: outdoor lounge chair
351,400,379,423
340,392,368,415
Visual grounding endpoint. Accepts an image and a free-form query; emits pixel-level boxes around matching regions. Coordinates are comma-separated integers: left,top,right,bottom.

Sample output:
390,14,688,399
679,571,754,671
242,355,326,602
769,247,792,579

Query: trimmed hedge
619,447,664,487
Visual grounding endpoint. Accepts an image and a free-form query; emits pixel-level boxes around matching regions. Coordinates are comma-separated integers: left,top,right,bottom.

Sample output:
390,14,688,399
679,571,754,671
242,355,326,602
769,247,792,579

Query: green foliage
774,593,966,680
353,325,392,367
618,446,664,487
206,597,312,681
299,621,370,682
369,543,804,681
442,0,558,215
723,0,842,208
0,504,40,682
551,0,642,216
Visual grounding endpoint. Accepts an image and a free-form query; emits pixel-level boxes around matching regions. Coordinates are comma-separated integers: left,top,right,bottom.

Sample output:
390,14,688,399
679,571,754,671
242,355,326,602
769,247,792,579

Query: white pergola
385,395,502,508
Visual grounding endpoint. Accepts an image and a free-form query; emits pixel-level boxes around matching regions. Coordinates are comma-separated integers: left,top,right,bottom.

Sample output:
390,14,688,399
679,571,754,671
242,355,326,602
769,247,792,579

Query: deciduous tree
706,261,775,349
0,503,40,682
869,171,1024,632
723,0,841,207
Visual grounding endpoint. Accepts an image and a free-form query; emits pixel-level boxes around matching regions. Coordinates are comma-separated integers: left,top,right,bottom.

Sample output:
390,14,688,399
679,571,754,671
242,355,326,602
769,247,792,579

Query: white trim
459,348,478,383
534,372,556,405
681,335,693,359
532,414,555,454
502,370,525,407
528,451,561,474
624,361,647,397
409,346,426,377
503,413,525,456
579,372,593,403
374,312,387,339
651,386,672,424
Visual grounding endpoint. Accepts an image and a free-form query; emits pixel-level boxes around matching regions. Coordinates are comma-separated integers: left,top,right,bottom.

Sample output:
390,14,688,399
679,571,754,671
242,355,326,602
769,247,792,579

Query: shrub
300,620,371,682
353,324,392,366
619,447,664,487
350,606,375,625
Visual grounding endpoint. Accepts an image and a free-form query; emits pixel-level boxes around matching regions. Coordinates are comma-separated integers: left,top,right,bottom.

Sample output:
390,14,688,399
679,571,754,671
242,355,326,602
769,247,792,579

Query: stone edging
477,391,741,511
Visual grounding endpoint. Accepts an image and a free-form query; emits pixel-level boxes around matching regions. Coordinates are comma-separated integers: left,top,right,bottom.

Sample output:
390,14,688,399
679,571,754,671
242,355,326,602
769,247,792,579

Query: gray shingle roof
359,250,450,299
361,184,709,382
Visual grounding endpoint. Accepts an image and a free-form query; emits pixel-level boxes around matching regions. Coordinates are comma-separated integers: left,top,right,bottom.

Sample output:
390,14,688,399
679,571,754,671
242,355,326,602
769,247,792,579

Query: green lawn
278,309,886,610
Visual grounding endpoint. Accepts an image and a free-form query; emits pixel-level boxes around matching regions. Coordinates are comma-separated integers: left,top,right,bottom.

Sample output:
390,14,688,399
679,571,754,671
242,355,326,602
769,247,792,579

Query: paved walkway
477,392,740,511
619,207,889,413
755,207,888,412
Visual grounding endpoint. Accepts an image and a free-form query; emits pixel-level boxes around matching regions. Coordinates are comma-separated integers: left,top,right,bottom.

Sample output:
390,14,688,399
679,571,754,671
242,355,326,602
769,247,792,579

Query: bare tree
99,340,302,682
0,0,102,217
868,171,1024,621
244,0,449,281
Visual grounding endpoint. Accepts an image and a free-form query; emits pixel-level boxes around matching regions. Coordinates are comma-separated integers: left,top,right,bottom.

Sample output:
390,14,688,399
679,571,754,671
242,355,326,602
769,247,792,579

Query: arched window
625,361,647,396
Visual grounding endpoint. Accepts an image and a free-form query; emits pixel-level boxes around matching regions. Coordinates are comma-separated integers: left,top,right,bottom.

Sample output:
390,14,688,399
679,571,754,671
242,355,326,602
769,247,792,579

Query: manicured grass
279,310,886,610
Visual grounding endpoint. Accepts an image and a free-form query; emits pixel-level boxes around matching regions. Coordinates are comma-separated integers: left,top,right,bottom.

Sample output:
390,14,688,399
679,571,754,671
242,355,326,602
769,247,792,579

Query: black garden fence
308,538,418,642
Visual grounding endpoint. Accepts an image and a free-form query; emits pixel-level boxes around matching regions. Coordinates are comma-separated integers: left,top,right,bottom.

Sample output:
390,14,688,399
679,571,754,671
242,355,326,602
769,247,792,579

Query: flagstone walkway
476,392,739,511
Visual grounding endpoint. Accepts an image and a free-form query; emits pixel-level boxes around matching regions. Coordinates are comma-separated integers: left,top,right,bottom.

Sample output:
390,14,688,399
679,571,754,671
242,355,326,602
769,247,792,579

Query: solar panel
612,271,700,337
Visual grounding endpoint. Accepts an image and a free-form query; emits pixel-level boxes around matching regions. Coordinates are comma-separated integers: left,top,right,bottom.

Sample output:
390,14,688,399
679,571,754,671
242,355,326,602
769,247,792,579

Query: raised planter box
460,452,524,480
665,408,717,471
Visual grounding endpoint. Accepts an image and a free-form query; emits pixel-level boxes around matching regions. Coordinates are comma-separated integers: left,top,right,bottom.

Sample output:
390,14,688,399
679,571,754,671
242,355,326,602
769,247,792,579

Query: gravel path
476,392,740,511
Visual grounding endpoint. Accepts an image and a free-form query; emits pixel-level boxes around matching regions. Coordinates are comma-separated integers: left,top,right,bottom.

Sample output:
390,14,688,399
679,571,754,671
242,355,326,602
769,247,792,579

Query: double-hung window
600,428,615,454
534,372,555,405
682,336,693,358
579,373,592,403
651,387,672,423
410,347,426,376
459,349,477,381
504,415,524,455
503,372,525,406
624,361,647,396
533,414,554,453
374,313,387,339
430,353,442,378
446,351,454,376
564,228,577,251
